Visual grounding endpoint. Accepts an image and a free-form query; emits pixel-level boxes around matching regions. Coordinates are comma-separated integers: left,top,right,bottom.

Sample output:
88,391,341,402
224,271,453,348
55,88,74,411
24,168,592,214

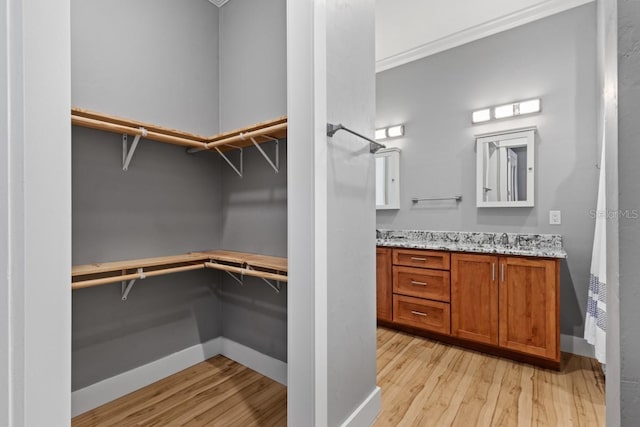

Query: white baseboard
220,338,287,386
561,333,595,359
340,386,381,427
71,336,287,417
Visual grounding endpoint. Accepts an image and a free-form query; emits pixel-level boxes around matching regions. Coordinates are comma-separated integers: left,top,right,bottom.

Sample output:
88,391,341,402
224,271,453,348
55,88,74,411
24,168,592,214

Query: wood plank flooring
73,327,605,426
374,327,605,427
72,356,287,427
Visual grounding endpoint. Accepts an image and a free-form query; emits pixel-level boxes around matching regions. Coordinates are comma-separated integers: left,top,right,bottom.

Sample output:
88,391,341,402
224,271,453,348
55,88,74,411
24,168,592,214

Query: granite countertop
376,229,567,259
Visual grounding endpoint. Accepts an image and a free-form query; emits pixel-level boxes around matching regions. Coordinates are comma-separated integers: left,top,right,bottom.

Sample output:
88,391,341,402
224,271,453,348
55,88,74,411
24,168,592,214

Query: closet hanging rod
187,122,288,154
326,123,386,153
412,195,463,203
72,115,207,149
204,262,288,283
72,263,206,290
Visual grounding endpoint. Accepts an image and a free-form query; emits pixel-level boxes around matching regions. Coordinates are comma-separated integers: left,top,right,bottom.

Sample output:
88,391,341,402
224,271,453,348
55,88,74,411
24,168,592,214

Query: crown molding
208,0,230,7
376,0,594,73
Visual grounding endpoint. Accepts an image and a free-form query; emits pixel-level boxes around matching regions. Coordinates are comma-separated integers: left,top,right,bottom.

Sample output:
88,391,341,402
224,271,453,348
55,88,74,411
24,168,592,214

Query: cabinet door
499,257,559,360
376,247,392,321
451,253,499,345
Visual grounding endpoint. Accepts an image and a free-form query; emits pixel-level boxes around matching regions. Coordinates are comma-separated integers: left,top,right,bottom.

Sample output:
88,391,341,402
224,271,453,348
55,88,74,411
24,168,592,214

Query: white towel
585,136,607,364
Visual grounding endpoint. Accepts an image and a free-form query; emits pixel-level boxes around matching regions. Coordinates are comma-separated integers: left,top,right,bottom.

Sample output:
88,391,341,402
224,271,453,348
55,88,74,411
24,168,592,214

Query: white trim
340,387,381,427
220,339,287,386
561,334,596,359
71,337,288,417
376,0,595,73
313,1,329,426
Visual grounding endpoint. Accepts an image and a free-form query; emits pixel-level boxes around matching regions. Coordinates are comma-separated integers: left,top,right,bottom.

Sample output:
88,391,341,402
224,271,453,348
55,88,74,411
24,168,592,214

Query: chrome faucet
500,233,509,246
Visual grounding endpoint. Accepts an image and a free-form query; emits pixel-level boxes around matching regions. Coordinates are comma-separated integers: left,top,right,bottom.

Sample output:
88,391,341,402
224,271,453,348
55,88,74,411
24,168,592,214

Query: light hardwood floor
375,327,605,427
72,356,287,427
73,327,605,426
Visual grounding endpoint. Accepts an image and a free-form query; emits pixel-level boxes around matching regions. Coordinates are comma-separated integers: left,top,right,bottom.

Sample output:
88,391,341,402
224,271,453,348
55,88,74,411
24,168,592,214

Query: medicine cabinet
376,147,401,210
476,128,535,208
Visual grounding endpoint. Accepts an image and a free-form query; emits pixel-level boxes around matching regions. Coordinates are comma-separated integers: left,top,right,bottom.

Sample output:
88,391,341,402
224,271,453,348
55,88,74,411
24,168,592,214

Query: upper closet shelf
72,250,288,299
71,107,287,175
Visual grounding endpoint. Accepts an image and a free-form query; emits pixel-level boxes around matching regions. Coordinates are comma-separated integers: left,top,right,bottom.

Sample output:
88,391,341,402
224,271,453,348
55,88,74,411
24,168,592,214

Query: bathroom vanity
376,230,567,369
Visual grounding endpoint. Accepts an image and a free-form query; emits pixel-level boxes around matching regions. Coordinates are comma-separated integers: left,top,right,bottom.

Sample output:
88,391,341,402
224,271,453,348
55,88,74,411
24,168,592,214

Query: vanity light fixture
472,98,542,124
471,108,491,124
375,124,405,140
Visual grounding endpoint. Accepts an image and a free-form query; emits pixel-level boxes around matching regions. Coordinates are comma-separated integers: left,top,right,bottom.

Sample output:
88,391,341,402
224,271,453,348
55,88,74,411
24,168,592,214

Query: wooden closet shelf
71,107,287,153
72,250,288,290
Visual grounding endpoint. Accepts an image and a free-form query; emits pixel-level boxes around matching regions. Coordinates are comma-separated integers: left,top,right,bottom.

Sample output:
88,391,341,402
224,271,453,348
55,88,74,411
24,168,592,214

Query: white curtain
585,136,607,364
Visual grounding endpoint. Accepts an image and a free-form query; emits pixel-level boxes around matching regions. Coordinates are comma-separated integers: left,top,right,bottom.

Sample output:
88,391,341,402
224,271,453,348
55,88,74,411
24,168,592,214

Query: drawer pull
410,280,427,286
410,257,427,261
411,310,428,317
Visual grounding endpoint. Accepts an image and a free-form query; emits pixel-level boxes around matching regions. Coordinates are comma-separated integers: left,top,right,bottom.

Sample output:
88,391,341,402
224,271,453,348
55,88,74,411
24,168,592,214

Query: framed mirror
476,127,535,207
375,147,401,210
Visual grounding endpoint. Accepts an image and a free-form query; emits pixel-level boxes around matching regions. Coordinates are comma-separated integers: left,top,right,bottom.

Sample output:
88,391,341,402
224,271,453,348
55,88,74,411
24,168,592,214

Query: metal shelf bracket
250,137,279,173
245,265,281,294
215,145,243,178
122,127,148,171
121,268,146,300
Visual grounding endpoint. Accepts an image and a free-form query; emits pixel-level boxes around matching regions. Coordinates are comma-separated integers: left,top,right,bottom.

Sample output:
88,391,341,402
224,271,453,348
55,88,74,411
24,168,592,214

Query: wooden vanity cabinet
452,252,559,362
377,246,561,367
376,247,393,322
390,249,451,335
498,256,559,360
451,253,499,345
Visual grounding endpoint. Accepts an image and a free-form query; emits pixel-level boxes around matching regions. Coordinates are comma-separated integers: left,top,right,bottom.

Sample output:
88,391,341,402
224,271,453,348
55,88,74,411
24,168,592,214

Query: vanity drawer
393,266,450,302
393,295,451,334
393,249,450,270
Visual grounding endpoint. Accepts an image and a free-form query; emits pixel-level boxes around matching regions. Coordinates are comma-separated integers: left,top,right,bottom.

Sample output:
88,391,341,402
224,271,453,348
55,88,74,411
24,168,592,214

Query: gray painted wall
376,4,598,339
219,0,287,131
219,143,288,362
217,0,288,363
71,0,223,390
326,0,379,425
618,0,640,423
72,0,220,134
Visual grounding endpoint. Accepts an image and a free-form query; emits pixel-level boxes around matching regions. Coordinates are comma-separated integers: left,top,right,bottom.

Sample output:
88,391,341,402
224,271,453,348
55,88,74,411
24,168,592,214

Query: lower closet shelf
71,249,288,290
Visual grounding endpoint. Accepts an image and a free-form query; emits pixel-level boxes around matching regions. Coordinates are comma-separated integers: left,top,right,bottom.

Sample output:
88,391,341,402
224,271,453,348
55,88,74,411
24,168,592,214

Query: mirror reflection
476,129,535,207
375,148,401,210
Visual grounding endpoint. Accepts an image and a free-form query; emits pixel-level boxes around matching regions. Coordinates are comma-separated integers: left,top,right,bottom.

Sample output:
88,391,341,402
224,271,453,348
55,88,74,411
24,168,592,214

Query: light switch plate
549,210,562,225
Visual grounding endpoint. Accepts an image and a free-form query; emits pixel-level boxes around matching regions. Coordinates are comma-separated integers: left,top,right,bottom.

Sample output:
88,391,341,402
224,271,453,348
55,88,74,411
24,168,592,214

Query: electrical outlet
549,210,562,225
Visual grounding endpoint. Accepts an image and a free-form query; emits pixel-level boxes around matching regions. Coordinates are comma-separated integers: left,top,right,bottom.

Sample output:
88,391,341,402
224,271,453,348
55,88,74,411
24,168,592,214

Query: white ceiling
375,0,594,72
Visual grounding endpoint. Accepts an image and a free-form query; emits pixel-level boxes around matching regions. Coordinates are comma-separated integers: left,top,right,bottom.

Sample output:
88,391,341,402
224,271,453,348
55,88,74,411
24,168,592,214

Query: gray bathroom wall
71,0,222,390
618,0,640,423
376,4,598,339
218,0,288,362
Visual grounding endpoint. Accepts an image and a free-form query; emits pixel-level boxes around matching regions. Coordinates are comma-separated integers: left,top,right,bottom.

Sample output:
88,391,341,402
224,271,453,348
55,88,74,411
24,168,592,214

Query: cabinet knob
411,310,428,317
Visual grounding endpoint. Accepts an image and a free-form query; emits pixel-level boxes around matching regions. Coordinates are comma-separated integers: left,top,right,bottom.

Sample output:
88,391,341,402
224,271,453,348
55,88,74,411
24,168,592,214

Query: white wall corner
208,0,230,7
340,387,382,427
376,0,595,73
220,338,288,386
561,333,596,359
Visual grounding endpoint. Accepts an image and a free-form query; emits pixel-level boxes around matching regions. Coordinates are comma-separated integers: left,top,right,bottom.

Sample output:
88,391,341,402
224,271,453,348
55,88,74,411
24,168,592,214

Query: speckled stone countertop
376,229,567,259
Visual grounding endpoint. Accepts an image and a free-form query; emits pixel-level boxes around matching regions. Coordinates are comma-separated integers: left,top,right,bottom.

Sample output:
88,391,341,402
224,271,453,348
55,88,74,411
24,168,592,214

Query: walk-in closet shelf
71,107,288,296
72,250,288,294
